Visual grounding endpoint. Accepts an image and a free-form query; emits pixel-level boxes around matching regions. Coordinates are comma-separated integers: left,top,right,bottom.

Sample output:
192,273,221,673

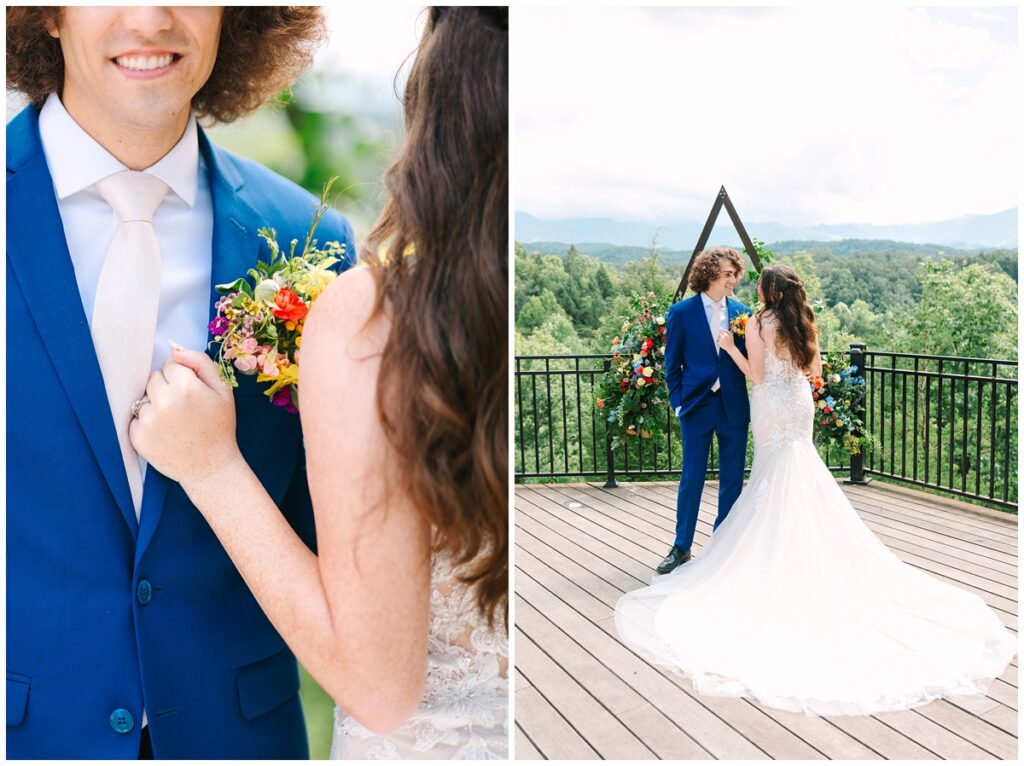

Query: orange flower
272,288,309,322
597,399,605,408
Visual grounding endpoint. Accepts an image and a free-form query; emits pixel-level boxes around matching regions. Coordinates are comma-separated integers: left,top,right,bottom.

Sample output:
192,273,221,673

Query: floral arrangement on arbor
810,352,869,455
595,292,670,449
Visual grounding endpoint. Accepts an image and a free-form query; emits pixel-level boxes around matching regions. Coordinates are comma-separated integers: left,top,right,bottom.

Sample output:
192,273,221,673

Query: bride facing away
131,6,508,759
615,264,1015,716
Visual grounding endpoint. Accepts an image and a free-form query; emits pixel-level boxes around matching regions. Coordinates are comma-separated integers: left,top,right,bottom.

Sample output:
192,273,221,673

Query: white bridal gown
615,341,1016,716
330,556,508,759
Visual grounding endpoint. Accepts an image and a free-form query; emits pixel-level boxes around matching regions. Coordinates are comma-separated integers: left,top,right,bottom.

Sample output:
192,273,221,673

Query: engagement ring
131,396,150,419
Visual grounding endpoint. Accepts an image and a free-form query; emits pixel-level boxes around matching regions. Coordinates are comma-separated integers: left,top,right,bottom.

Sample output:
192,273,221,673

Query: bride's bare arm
150,268,430,735
719,315,766,385
809,329,824,378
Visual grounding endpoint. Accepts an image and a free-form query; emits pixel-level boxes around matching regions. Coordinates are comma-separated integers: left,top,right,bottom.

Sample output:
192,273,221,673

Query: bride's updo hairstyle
756,264,819,371
362,7,508,627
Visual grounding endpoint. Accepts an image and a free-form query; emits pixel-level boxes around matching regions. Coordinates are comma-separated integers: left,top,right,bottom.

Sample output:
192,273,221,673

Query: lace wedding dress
330,557,508,759
615,338,1016,715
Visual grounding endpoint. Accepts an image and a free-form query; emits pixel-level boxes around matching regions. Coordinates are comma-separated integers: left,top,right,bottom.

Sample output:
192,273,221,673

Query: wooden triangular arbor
673,186,763,303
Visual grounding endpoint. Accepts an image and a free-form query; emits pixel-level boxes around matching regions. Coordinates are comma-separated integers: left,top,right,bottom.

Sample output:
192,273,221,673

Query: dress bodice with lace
330,556,508,759
615,336,1015,716
749,338,814,457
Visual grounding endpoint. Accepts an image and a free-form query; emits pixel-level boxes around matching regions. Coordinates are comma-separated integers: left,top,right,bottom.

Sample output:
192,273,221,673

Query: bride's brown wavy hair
362,7,508,628
756,265,819,371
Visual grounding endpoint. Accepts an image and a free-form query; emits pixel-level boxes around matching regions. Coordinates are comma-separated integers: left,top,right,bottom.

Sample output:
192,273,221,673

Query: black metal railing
859,348,1017,509
514,345,1018,511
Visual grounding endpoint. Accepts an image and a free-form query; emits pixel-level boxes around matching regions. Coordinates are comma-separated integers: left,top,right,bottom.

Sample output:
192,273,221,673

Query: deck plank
515,481,1019,760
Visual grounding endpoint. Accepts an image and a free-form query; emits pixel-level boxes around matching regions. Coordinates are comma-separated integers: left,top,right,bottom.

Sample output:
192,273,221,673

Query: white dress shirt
39,92,214,367
675,293,731,415
38,92,214,489
702,292,729,389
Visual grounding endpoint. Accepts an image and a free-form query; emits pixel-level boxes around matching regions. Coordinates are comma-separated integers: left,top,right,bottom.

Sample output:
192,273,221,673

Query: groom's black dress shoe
656,546,692,574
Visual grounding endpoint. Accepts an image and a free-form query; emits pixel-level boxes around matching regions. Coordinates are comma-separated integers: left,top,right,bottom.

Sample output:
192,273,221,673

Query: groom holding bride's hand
659,247,751,574
7,7,353,758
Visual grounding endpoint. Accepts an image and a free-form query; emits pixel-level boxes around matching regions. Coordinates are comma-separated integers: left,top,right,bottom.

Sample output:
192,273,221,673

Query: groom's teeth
115,54,174,71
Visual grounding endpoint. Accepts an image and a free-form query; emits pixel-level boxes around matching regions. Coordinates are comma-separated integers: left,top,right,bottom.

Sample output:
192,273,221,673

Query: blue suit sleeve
319,208,358,273
664,306,684,411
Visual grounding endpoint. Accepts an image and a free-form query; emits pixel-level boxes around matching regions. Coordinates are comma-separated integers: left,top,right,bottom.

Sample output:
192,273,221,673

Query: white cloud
514,6,1017,225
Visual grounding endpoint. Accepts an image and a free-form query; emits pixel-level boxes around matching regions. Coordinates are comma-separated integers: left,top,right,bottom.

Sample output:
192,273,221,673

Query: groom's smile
111,50,183,80
47,6,223,140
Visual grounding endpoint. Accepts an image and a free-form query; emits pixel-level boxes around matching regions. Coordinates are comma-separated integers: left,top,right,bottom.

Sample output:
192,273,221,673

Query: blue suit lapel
135,128,262,563
6,107,139,537
690,296,717,358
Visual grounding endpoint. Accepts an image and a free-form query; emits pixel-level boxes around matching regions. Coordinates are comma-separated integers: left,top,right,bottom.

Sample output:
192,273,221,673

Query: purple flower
208,316,230,336
271,388,298,414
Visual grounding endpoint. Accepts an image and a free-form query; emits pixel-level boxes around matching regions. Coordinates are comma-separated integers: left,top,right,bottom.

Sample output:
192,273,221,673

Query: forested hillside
515,240,1018,359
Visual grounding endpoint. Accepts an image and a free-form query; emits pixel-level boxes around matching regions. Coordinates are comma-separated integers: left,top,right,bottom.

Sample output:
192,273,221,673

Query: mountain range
515,208,1018,251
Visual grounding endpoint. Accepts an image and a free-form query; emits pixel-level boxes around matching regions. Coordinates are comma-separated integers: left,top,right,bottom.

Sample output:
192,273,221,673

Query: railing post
845,342,872,485
602,359,618,488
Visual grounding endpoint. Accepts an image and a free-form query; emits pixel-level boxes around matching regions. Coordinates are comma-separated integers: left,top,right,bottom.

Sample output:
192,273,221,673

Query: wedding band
131,396,150,419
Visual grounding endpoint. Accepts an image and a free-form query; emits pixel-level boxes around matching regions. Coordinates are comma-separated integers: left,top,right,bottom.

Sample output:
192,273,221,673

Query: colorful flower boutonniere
207,179,347,413
729,312,751,337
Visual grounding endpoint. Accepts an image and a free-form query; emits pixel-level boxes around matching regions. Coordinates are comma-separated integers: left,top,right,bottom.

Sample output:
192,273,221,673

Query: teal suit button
110,708,134,733
137,580,152,605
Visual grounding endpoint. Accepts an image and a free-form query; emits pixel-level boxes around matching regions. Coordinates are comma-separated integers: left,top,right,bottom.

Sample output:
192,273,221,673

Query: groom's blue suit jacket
6,105,354,759
664,294,751,425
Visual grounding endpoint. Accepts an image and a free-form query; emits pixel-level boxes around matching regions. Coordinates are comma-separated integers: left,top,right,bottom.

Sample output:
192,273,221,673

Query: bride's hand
718,329,736,351
129,345,243,484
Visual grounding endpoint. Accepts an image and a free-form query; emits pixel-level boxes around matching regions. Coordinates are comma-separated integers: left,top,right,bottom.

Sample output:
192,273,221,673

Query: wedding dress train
330,556,508,759
615,342,1016,715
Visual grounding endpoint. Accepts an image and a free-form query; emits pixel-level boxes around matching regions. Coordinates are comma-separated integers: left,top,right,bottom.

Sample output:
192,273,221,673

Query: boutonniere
729,312,751,337
207,179,347,413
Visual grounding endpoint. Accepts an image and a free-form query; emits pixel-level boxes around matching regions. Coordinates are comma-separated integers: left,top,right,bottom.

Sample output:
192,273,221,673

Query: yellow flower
643,366,653,377
655,316,665,325
633,354,641,363
259,363,299,396
636,378,646,388
295,261,338,301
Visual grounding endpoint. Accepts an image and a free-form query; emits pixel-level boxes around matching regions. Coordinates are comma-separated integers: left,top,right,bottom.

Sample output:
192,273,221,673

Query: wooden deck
513,480,1018,760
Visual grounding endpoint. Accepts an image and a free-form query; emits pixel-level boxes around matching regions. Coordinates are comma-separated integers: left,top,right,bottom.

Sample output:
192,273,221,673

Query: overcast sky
318,6,424,111
514,6,1018,226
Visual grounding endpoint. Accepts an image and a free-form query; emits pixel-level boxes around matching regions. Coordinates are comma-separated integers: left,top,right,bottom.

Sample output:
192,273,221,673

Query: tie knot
96,171,168,223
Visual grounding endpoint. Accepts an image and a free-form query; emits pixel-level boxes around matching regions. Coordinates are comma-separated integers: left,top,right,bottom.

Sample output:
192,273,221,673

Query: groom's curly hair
6,7,325,123
688,246,745,294
363,6,508,629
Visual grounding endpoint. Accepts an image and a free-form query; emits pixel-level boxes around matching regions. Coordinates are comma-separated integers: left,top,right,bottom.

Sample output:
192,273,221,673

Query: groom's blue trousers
675,390,749,551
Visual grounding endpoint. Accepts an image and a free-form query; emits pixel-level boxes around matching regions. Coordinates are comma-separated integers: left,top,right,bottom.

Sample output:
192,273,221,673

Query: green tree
912,262,1017,358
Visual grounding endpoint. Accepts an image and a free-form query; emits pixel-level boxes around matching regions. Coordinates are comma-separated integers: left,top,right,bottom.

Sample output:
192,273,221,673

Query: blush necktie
711,301,723,392
91,170,168,519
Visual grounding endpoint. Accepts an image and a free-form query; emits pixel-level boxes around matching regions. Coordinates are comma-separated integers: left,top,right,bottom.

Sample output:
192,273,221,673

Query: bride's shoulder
300,266,389,391
304,266,388,347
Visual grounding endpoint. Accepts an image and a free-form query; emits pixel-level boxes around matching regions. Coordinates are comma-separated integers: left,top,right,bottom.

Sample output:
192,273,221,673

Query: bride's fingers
170,343,230,394
144,369,170,403
162,355,199,388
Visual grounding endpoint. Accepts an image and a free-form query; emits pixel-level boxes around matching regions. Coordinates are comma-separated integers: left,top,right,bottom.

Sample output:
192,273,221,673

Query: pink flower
234,355,258,373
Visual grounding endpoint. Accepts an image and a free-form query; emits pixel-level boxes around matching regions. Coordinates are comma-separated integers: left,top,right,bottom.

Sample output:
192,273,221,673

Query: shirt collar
701,292,727,309
38,92,199,208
